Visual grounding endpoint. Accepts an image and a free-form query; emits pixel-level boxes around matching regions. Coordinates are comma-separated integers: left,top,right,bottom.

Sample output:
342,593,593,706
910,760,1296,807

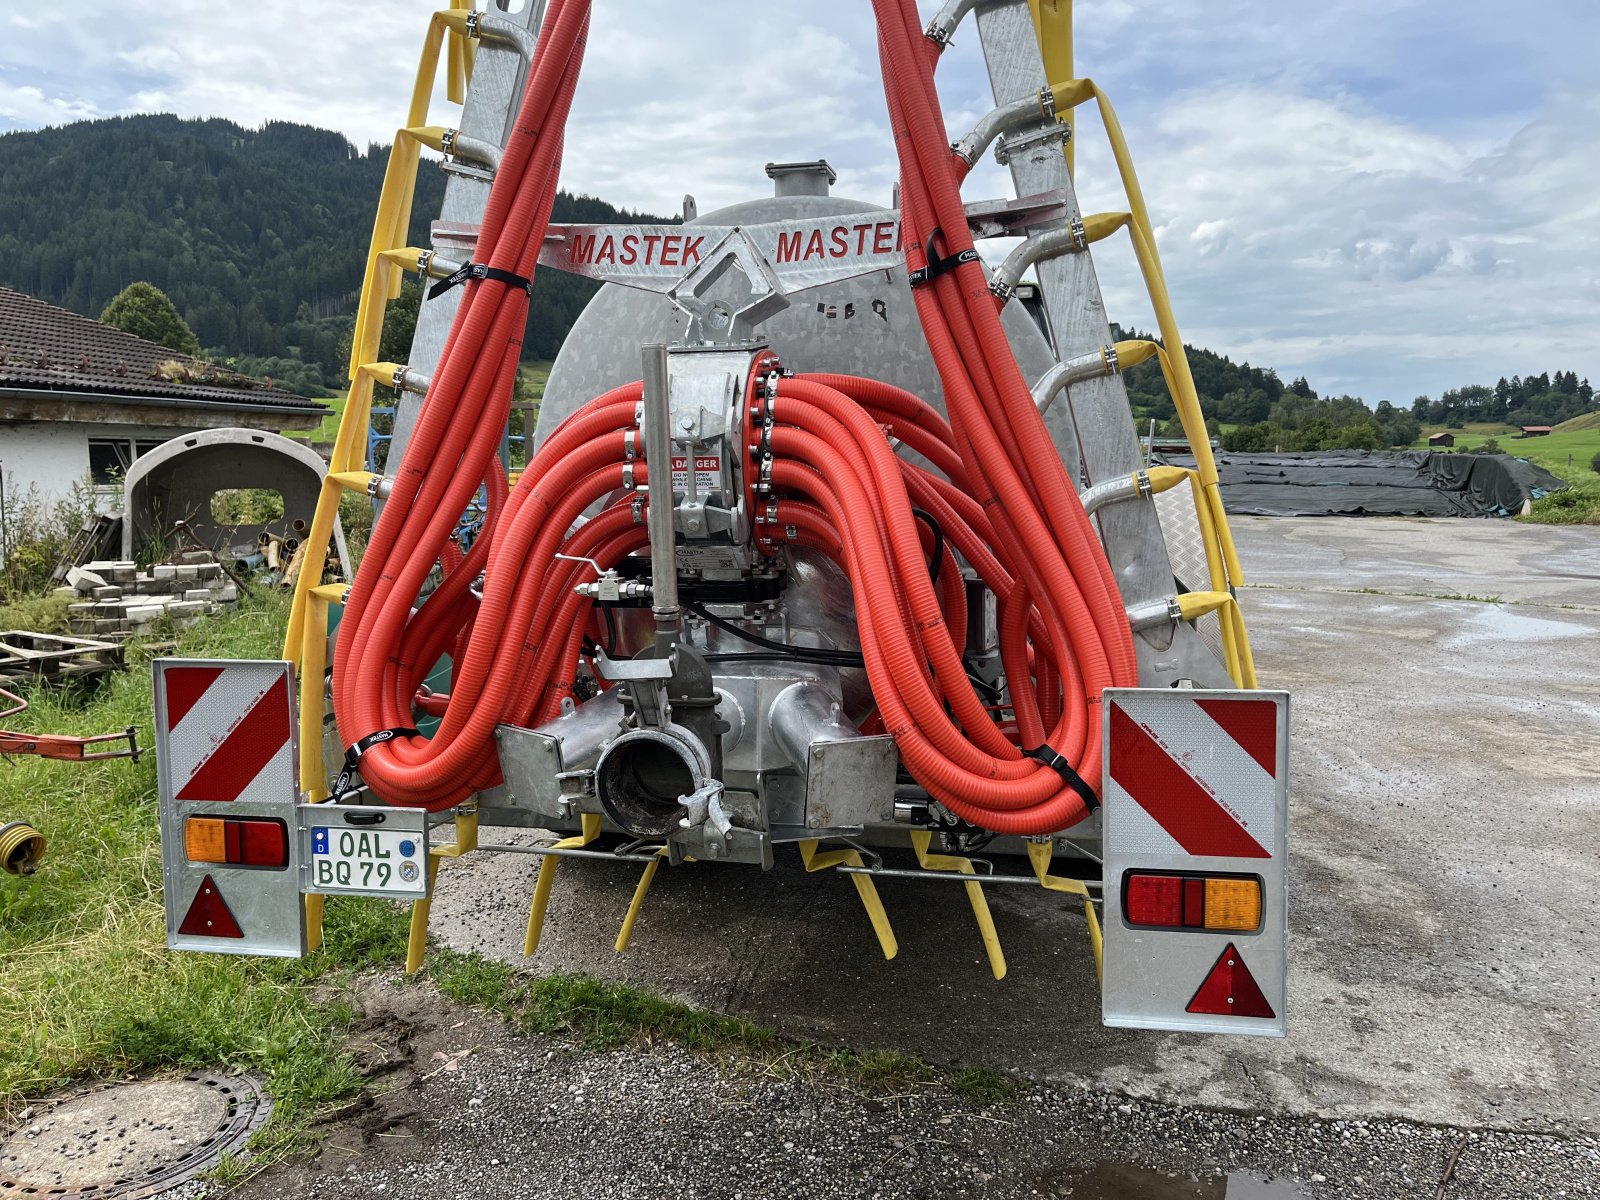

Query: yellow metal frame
283,5,478,960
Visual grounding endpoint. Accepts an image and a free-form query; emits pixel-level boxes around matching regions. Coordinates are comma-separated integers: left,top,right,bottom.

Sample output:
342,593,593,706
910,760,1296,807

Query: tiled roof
0,287,326,412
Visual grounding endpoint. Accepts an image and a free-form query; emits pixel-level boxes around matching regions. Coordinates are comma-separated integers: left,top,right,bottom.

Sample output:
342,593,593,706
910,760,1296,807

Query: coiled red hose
332,0,1137,833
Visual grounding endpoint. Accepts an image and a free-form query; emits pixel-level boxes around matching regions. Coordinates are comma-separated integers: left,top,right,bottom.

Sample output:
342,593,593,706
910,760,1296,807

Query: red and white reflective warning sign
1101,688,1289,1037
156,660,306,958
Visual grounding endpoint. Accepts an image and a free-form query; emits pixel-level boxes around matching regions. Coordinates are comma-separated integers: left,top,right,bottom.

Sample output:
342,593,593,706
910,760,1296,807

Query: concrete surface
428,517,1600,1135
232,984,1600,1200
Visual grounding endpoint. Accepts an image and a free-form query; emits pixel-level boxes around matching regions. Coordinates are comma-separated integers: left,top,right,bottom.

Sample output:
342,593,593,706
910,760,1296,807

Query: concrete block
91,586,123,600
109,565,136,584
67,566,107,592
197,563,222,579
68,603,96,615
83,560,118,573
178,550,213,564
125,605,164,622
152,564,177,581
167,601,206,617
93,619,120,634
176,565,199,581
184,589,210,602
218,584,239,603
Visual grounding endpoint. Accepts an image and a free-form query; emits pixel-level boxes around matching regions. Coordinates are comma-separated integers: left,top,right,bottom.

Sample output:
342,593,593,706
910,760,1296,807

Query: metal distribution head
666,227,791,346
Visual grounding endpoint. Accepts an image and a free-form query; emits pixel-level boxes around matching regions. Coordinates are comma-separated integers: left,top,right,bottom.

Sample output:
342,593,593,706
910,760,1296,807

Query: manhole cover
0,1072,270,1198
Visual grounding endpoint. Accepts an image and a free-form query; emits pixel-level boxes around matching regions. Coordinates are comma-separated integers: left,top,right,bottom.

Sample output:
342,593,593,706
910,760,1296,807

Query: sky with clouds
2,0,1596,404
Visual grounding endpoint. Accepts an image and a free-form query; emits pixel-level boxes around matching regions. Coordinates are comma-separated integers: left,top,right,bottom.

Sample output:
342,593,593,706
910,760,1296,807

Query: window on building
135,439,167,458
88,439,134,485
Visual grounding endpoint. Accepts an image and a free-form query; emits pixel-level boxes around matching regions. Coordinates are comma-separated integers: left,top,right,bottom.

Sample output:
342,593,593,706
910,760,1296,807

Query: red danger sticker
670,455,720,494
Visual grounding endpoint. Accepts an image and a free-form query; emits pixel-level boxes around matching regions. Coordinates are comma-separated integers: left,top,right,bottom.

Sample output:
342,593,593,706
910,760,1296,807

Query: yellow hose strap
1025,841,1102,986
909,831,1006,980
797,840,899,961
523,813,602,956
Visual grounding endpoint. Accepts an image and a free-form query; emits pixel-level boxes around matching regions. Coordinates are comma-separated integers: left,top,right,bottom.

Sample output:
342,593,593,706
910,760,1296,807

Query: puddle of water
1439,603,1586,650
1054,1162,1308,1199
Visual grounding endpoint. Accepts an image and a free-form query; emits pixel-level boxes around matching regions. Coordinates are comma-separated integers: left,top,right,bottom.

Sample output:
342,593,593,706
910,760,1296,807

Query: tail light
184,817,289,868
1122,871,1262,933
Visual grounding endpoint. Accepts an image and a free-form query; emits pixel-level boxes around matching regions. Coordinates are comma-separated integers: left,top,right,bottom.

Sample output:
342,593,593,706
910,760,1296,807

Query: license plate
306,824,428,898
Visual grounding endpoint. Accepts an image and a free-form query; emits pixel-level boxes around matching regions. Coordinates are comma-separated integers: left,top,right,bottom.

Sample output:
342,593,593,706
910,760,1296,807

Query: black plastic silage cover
1160,450,1568,518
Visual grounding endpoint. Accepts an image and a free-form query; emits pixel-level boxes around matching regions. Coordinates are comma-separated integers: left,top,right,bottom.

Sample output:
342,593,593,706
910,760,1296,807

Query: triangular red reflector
1187,942,1275,1018
178,874,244,939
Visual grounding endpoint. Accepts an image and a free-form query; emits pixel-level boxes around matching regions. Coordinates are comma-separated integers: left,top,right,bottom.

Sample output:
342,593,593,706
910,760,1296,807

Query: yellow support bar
797,840,899,961
1024,841,1102,985
406,807,481,974
909,831,1006,980
524,813,602,955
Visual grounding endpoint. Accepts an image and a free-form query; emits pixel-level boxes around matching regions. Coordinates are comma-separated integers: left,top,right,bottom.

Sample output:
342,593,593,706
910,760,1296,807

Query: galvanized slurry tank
537,162,1063,447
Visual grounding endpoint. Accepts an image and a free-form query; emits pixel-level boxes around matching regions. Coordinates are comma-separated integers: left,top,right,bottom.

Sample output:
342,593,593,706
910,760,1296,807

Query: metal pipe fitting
768,682,860,776
594,723,712,837
994,225,1092,298
953,92,1062,166
1126,597,1184,632
925,0,987,47
1079,469,1151,517
640,344,679,649
1032,346,1119,416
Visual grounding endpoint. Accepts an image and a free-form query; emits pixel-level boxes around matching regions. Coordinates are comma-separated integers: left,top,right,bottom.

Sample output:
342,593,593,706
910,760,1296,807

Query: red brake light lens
1123,871,1262,933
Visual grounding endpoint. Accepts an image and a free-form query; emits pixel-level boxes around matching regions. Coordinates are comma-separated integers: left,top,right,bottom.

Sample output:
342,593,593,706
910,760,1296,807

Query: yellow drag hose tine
910,831,1006,980
406,855,441,974
524,814,600,955
305,894,325,954
797,840,898,960
1025,841,1101,986
615,851,665,952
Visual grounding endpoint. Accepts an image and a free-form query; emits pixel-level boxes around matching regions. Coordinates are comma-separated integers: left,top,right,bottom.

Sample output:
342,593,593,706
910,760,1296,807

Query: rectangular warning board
156,660,306,957
1100,687,1289,1037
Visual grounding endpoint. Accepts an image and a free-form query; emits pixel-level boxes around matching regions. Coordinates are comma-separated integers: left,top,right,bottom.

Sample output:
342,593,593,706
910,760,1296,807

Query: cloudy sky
3,0,1596,403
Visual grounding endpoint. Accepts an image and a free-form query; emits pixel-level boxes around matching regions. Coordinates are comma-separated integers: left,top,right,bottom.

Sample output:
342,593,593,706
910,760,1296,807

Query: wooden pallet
0,631,124,682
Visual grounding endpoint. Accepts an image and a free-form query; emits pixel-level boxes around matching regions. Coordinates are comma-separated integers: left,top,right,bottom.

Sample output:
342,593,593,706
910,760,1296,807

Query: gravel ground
231,982,1600,1200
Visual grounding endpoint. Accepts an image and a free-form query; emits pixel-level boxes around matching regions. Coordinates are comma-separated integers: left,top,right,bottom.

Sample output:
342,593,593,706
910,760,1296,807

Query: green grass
426,953,1019,1105
2,588,1016,1176
0,592,413,1146
0,592,71,635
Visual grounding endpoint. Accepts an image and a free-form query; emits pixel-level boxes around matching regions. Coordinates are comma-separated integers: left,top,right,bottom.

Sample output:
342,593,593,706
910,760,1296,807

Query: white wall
0,422,90,509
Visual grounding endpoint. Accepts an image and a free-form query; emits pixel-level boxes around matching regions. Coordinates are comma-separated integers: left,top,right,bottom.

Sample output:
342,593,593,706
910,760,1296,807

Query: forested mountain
0,115,666,394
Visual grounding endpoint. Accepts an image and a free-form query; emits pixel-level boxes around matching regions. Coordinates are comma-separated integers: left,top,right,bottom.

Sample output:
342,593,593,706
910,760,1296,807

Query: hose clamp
758,419,774,455
366,475,392,499
464,9,482,37
415,249,434,278
989,270,1014,303
924,19,951,46
1071,217,1088,251
1103,344,1120,376
631,494,645,525
634,401,645,429
623,430,637,460
1134,469,1153,499
757,453,774,495
622,462,636,490
440,128,459,157
1038,86,1057,123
